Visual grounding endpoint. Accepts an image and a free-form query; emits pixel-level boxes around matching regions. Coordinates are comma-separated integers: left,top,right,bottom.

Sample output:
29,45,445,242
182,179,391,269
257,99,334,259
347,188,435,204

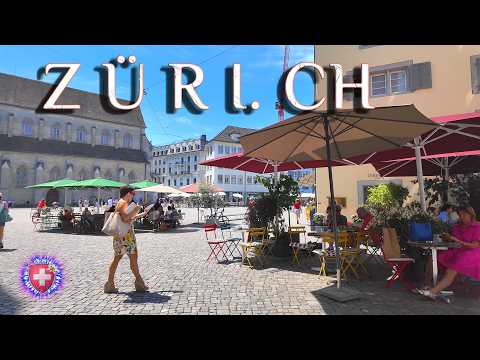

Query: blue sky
0,45,314,146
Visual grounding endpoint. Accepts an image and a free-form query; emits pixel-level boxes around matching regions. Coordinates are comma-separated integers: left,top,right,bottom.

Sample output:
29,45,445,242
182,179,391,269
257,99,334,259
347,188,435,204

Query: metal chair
204,223,228,263
288,226,308,265
312,232,349,277
239,227,265,268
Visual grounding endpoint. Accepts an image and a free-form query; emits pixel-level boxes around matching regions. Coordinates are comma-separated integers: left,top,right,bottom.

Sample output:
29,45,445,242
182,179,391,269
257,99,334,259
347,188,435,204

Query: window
254,177,258,184
176,148,180,153
181,158,184,164
22,120,33,137
76,127,87,143
170,149,174,154
194,164,197,171
217,175,223,184
225,146,230,154
238,176,243,185
194,156,197,162
247,176,252,184
371,73,387,97
174,179,177,186
16,166,28,187
187,165,190,173
471,55,480,94
128,171,136,183
328,197,347,208
390,70,408,94
193,178,197,184
218,145,224,155
50,126,61,140
186,178,190,185
168,179,171,186
101,131,110,145
182,146,187,152
231,176,236,185
224,175,230,184
187,156,190,162
123,133,132,148
163,168,166,174
189,145,193,151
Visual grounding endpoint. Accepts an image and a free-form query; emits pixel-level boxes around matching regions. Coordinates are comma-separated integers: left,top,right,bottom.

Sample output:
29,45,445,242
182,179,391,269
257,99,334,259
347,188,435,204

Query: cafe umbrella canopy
25,178,79,207
240,104,439,289
62,178,127,212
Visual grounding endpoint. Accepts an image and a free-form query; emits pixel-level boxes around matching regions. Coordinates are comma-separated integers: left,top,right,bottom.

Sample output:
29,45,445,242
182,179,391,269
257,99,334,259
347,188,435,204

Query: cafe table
407,240,461,287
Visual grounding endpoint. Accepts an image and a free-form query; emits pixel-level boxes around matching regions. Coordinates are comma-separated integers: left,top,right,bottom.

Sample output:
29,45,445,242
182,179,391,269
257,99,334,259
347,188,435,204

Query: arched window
78,168,88,181
50,124,61,140
16,165,28,187
128,171,136,183
101,130,111,146
49,167,61,181
22,119,33,137
123,133,133,148
76,127,87,143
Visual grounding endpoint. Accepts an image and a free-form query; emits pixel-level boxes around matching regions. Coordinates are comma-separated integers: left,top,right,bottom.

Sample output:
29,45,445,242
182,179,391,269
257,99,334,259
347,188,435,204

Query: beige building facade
314,45,480,218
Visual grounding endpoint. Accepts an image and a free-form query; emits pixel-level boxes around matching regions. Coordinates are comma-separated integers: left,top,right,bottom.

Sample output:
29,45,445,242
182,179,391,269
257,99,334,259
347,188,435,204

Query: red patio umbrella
372,150,480,178
180,183,223,193
200,152,348,174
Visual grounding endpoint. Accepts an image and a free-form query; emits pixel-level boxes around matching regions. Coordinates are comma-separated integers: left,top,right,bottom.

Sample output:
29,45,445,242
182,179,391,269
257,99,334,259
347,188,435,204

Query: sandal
104,281,119,294
417,289,438,300
134,279,149,292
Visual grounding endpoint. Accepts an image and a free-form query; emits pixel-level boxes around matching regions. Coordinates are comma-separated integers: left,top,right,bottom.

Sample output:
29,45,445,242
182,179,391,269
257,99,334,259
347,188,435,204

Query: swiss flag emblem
29,264,55,293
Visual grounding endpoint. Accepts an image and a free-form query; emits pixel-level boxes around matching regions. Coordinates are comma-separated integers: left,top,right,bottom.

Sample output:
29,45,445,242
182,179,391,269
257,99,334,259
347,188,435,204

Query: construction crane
275,45,290,122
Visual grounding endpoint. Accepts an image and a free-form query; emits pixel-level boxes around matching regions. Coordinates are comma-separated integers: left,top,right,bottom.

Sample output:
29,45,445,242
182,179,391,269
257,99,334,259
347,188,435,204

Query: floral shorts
113,228,137,256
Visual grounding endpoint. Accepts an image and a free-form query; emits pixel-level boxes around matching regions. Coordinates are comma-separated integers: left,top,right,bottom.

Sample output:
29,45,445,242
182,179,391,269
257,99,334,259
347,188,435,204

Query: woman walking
104,186,151,294
293,199,302,224
0,193,12,249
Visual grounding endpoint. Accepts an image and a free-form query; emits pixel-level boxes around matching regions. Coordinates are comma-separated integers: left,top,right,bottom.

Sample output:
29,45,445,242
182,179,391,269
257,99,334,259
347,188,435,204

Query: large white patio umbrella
240,105,438,289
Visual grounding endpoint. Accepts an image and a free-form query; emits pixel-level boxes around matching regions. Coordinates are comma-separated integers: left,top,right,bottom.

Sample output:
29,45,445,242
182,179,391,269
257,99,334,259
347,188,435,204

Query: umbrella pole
324,116,341,289
414,139,427,212
97,188,100,214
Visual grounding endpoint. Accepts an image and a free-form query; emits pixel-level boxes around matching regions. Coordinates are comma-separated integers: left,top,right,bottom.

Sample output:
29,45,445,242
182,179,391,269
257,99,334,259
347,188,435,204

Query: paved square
1,208,479,315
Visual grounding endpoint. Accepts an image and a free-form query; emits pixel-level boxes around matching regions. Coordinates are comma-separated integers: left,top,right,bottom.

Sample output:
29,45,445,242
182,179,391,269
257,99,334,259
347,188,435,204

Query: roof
0,135,148,163
0,72,145,128
209,126,256,144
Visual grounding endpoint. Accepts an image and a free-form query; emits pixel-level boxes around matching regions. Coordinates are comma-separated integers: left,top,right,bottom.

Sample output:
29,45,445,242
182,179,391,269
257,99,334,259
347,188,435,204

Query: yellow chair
340,232,369,280
312,232,349,276
288,226,307,265
239,227,265,268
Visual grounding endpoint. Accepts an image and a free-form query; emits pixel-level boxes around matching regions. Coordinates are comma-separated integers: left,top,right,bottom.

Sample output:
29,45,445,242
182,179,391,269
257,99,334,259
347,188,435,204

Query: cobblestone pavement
1,208,479,315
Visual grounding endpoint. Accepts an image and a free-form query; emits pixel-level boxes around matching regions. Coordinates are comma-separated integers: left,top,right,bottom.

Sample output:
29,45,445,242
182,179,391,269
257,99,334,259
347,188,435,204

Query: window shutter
409,62,432,91
470,55,480,94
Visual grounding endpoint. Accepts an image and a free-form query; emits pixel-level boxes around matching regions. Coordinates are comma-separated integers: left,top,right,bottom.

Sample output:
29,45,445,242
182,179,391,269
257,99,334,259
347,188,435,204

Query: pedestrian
0,193,13,249
104,186,151,294
107,197,113,208
293,198,302,224
83,198,89,209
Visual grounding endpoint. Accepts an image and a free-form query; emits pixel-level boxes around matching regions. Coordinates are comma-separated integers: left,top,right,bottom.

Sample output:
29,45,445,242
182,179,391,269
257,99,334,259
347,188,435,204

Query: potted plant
245,174,300,257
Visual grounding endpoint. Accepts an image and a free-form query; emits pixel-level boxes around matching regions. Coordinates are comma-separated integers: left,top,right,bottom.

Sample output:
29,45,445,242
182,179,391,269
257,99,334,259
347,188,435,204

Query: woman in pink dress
420,206,480,299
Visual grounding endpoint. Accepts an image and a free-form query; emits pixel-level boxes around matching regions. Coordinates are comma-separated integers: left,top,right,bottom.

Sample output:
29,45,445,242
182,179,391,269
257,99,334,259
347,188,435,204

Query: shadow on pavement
0,249,17,252
0,284,20,315
121,290,182,304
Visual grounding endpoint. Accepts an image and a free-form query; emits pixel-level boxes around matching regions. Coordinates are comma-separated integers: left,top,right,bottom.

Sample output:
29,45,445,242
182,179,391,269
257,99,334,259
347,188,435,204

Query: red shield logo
28,264,55,293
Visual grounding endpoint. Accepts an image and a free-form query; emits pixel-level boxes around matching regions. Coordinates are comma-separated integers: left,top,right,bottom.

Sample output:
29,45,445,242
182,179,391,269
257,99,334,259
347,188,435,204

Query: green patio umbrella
25,178,77,189
26,178,78,207
63,178,126,212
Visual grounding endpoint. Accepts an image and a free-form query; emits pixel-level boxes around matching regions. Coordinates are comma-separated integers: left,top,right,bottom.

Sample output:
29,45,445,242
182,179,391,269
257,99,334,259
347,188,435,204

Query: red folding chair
381,228,414,290
204,223,228,263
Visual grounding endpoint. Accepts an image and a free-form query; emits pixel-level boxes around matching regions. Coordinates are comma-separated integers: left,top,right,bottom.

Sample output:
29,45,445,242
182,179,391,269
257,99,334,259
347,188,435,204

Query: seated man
326,205,348,228
355,206,382,246
59,208,74,233
82,207,95,232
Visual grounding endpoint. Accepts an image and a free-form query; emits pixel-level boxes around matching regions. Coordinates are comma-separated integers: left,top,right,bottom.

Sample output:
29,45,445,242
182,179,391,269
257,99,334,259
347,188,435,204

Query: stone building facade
151,135,207,187
0,72,150,206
